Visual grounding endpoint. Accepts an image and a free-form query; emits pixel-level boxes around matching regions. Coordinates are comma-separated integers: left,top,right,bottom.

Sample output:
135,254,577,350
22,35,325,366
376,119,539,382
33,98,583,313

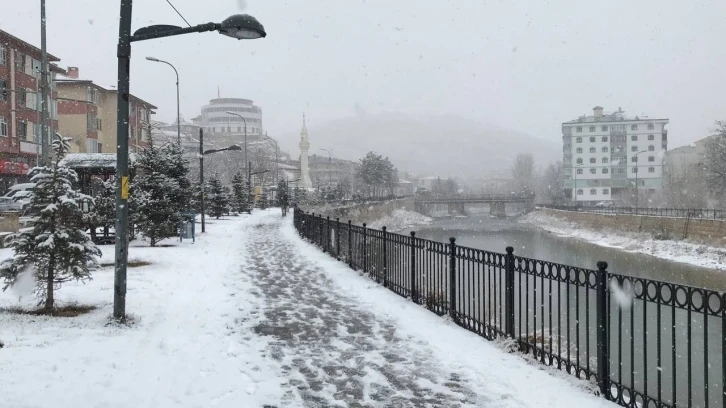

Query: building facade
0,29,63,190
56,67,156,154
195,98,263,147
309,154,357,192
562,106,668,204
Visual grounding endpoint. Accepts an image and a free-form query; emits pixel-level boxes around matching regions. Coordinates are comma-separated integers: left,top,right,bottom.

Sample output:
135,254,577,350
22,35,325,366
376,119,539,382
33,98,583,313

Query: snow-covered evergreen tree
0,134,101,311
85,177,116,241
161,141,192,213
231,172,248,213
132,136,183,246
259,185,269,209
207,175,228,219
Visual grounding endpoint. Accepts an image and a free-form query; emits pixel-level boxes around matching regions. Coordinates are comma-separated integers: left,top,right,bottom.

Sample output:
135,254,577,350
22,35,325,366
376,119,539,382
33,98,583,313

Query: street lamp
145,57,180,144
264,133,279,185
633,150,648,212
198,128,240,233
225,111,251,213
319,148,332,194
114,6,266,320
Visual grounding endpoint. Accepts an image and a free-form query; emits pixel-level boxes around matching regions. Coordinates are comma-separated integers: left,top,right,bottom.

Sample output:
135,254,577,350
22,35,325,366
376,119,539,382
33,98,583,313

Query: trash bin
179,212,196,242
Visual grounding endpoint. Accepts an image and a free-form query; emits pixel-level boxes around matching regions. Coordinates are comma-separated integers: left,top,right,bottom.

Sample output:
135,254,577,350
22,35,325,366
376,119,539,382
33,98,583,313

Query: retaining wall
540,208,726,247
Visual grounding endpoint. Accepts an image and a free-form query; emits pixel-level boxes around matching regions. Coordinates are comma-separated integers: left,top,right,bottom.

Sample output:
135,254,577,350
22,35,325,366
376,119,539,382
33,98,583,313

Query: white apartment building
562,106,668,204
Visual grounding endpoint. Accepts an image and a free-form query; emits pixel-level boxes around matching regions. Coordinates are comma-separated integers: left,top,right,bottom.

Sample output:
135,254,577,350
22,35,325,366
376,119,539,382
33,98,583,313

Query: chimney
593,106,604,119
66,67,79,79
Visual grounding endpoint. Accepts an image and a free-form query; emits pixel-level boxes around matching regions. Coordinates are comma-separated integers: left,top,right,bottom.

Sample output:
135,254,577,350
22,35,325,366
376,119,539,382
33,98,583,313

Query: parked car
595,201,615,208
0,183,35,212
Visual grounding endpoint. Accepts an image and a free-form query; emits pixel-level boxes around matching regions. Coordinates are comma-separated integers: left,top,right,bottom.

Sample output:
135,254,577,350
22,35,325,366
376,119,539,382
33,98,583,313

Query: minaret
299,113,313,190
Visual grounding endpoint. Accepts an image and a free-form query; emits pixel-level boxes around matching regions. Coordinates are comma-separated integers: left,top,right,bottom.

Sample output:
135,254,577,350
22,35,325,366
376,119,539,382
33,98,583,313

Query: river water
398,212,724,407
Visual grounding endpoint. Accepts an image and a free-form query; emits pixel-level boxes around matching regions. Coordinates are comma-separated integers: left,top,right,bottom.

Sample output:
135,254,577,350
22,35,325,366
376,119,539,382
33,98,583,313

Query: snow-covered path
242,210,616,408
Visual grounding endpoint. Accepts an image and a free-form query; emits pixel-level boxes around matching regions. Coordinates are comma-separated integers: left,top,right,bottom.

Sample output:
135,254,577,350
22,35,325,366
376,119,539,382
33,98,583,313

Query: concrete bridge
414,193,536,217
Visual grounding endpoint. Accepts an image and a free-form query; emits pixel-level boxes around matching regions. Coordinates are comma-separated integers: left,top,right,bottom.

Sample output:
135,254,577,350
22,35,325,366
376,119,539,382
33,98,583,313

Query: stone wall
540,208,726,247
306,198,414,225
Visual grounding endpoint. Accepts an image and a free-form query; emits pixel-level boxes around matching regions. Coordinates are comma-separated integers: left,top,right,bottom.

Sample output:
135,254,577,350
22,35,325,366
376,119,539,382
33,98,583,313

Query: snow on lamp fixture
219,14,266,39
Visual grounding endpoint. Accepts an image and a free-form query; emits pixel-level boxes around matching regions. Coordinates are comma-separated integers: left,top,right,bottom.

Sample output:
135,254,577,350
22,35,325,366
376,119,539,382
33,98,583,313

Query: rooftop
563,106,668,125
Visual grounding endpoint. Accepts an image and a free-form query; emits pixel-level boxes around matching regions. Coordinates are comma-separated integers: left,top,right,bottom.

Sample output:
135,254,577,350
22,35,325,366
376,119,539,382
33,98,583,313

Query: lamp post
634,150,647,213
39,0,50,166
319,148,332,193
114,5,266,320
145,57,180,144
199,136,241,233
264,133,279,185
225,111,250,212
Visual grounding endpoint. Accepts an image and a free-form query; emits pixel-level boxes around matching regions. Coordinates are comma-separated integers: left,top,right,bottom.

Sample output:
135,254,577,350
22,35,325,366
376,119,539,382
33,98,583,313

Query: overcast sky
3,0,725,156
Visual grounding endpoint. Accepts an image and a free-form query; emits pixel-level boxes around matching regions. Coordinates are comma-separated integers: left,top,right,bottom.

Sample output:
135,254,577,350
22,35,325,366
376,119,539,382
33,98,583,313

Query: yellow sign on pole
254,186,261,202
121,176,129,199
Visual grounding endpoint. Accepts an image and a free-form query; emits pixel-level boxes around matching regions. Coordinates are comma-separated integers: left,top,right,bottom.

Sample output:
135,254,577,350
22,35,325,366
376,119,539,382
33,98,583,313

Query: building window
590,168,596,174
649,167,655,173
648,134,654,140
631,156,638,162
17,88,26,106
577,189,583,195
576,137,582,143
588,137,595,142
590,158,596,163
648,145,654,151
602,136,608,142
0,116,7,136
648,123,655,130
631,146,638,152
602,157,609,163
648,156,655,162
589,126,596,132
590,189,597,195
18,121,27,137
576,147,583,153
602,147,609,153
603,189,610,195
631,124,638,131
631,135,638,141
589,147,596,153
576,158,583,164
662,134,667,141
576,127,582,132
15,53,26,72
602,168,609,174
0,45,6,65
576,168,583,174
616,146,623,152
632,167,638,173
0,79,7,102
601,126,608,131
237,126,241,132
97,119,102,131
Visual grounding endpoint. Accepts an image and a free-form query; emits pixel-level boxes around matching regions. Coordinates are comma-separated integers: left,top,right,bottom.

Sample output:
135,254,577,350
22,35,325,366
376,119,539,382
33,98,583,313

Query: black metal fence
538,204,726,220
294,208,726,408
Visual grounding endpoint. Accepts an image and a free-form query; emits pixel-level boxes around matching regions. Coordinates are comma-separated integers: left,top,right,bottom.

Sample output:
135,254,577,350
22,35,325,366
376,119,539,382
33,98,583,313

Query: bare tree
704,121,726,205
536,161,565,204
511,153,535,193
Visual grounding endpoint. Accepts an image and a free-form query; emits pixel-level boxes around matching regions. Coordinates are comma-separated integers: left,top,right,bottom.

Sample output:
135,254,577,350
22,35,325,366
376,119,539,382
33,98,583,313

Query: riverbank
521,210,726,271
367,209,432,232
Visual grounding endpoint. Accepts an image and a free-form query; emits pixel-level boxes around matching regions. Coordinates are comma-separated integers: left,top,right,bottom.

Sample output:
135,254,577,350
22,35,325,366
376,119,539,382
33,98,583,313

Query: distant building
0,29,64,189
56,66,156,155
394,179,415,197
309,153,357,191
664,135,714,177
196,97,263,147
562,106,669,205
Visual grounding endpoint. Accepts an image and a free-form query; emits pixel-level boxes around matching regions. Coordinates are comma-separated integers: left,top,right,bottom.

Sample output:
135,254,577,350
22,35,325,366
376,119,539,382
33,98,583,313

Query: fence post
348,220,353,268
449,237,456,321
596,261,610,397
410,231,417,303
336,218,341,260
309,213,314,240
363,223,368,273
382,226,388,288
319,214,324,249
505,246,515,339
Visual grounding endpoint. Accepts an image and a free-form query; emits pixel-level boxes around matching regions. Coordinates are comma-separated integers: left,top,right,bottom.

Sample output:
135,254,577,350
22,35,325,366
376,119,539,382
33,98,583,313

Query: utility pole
40,0,50,166
199,128,205,232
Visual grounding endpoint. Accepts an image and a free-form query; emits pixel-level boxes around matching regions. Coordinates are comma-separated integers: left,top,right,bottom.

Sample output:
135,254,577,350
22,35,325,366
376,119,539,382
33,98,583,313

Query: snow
0,215,282,408
521,210,726,271
367,208,432,232
279,215,613,407
59,153,137,169
0,211,616,407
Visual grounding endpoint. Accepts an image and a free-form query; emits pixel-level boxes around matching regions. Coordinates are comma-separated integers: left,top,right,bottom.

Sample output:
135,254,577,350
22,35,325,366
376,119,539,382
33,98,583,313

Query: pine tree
133,135,182,246
207,175,228,219
259,185,268,209
161,141,192,213
0,135,101,311
231,172,248,213
86,178,116,241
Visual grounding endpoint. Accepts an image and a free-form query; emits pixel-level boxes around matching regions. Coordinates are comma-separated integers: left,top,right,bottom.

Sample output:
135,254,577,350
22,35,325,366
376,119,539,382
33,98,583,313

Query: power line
164,0,191,27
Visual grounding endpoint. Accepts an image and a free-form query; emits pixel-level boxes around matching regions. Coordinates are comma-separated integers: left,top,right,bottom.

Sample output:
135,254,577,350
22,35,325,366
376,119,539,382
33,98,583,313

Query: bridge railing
415,192,536,202
537,204,726,220
294,208,726,408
